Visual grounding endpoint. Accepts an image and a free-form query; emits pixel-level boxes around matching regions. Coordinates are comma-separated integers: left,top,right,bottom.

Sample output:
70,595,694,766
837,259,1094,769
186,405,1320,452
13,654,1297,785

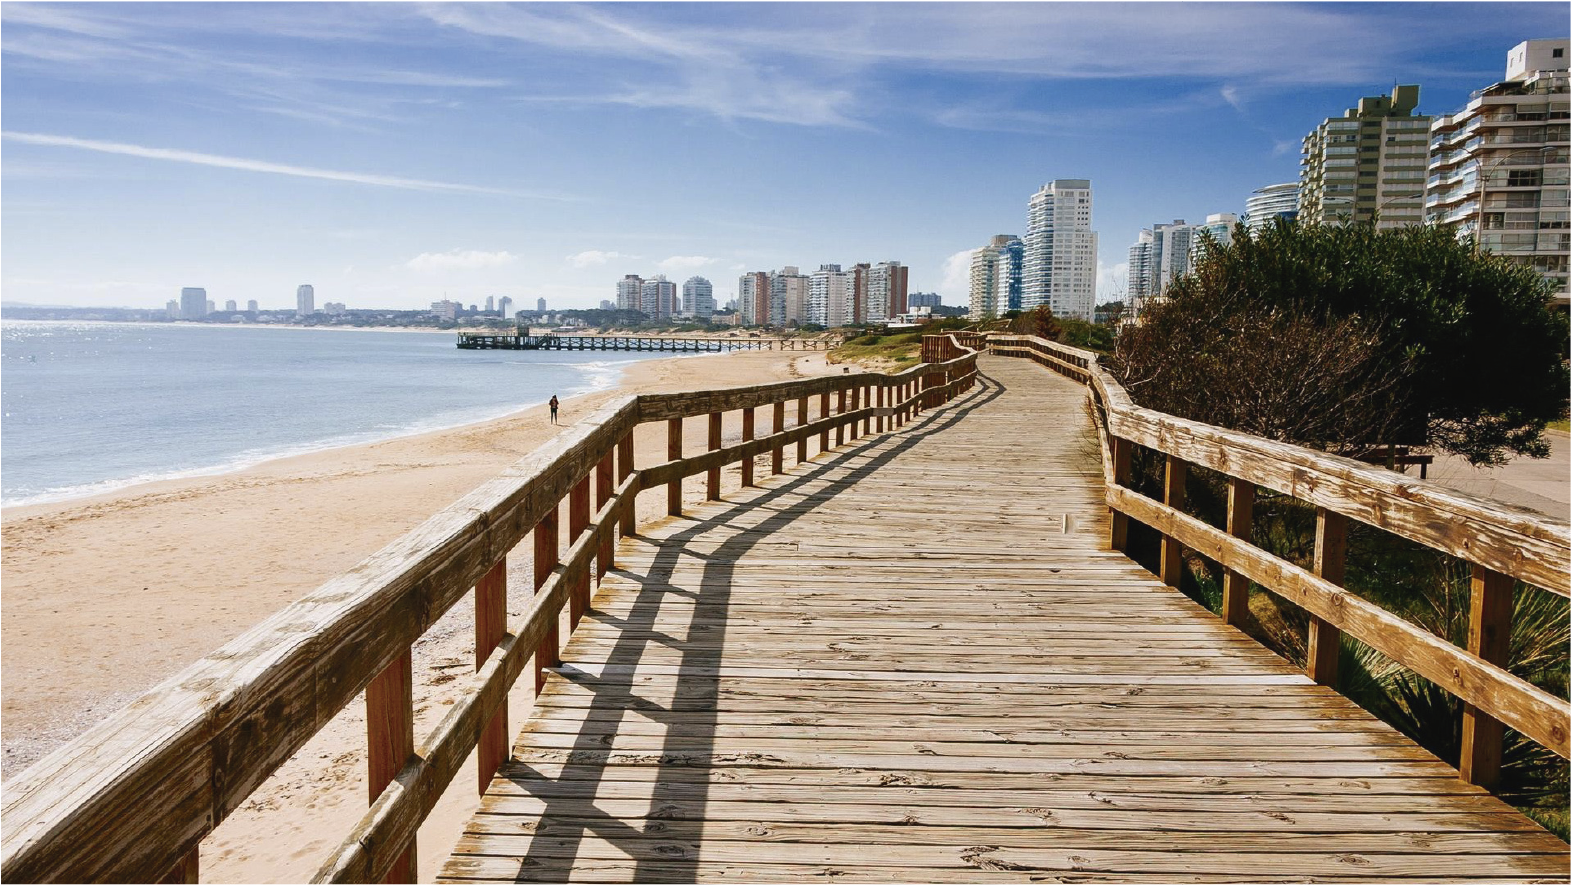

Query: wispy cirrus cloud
1,131,566,199
656,255,718,275
405,249,518,272
566,250,639,269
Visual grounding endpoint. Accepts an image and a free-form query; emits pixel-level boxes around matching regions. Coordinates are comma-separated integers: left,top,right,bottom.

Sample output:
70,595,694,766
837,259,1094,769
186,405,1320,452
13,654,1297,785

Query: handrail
988,334,1571,790
0,337,980,884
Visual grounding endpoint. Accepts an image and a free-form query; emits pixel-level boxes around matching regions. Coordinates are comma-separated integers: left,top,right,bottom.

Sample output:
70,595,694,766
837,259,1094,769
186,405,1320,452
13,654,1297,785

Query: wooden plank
595,453,613,580
533,506,559,693
1460,565,1514,789
771,401,785,475
796,396,808,464
1161,454,1187,587
666,416,682,515
1110,436,1132,552
742,406,756,487
706,411,722,500
568,476,590,627
616,431,634,536
474,558,508,796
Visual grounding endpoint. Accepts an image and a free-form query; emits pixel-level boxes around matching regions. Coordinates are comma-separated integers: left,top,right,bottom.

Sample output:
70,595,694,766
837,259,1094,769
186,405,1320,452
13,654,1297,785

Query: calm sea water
0,321,661,506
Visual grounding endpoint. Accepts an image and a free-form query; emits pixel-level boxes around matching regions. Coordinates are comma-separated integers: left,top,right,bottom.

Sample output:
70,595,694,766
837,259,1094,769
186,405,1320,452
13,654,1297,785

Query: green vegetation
1009,305,1115,353
827,319,975,366
1115,219,1569,465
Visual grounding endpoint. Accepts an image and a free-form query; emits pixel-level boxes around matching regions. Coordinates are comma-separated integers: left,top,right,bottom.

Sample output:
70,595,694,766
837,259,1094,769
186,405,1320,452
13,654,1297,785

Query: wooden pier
3,332,1567,883
456,332,836,352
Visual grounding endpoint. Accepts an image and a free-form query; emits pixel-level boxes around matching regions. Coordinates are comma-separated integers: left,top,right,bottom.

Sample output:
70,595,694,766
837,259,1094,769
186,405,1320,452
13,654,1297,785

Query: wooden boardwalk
441,357,1569,883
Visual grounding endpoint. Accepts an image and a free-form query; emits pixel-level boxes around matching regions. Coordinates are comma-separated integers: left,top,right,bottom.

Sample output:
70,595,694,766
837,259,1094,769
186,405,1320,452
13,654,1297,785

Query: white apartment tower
296,284,314,318
1300,86,1431,229
738,272,770,326
1427,38,1570,308
1126,229,1154,310
1023,180,1097,320
808,264,853,327
969,235,1018,320
682,276,715,318
770,266,810,327
863,261,908,325
640,276,677,319
616,275,643,312
1246,182,1301,233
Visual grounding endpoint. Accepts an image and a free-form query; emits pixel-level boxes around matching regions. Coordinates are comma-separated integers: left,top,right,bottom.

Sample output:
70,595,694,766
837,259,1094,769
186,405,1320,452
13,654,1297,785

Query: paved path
441,357,1568,883
1427,431,1570,521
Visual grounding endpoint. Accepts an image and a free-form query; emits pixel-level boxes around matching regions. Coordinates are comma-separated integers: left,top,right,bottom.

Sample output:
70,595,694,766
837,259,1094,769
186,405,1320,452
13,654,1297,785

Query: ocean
0,321,659,507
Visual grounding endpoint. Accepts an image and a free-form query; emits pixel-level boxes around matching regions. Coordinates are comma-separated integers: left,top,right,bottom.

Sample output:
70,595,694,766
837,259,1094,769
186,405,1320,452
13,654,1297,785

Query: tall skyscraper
224,299,237,312
537,297,548,313
863,261,907,324
180,287,207,320
738,271,770,325
166,299,180,320
1193,213,1240,260
770,266,810,326
1023,180,1097,320
640,276,676,319
296,284,314,318
808,264,854,327
907,292,941,308
1300,86,1431,229
848,263,870,324
1427,38,1569,308
616,275,643,312
968,234,1019,319
485,295,495,313
498,296,514,318
683,276,715,318
246,299,259,313
1126,229,1154,310
1245,182,1300,233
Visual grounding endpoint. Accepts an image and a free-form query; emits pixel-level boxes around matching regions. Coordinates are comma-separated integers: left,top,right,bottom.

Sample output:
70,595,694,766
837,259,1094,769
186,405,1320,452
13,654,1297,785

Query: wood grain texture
1460,565,1514,789
443,356,1563,884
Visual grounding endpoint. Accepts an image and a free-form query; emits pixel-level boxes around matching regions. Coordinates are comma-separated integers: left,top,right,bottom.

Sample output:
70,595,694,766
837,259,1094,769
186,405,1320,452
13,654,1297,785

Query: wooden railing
0,338,980,884
990,334,1571,790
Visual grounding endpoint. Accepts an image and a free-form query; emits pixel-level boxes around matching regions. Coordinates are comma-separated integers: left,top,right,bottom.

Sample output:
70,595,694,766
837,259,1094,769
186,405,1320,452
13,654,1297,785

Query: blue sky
2,2,1566,311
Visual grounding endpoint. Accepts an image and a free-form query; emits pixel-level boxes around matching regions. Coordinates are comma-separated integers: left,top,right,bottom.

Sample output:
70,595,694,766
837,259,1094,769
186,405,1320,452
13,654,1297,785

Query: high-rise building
770,266,810,326
1126,229,1154,310
485,295,495,313
738,271,770,325
1300,86,1431,229
807,265,853,326
1245,182,1300,233
1427,38,1569,308
180,287,208,320
207,300,215,314
246,299,259,313
863,261,908,324
847,263,870,324
683,276,715,318
1194,213,1240,258
296,284,314,317
968,235,1018,320
537,297,548,313
599,299,615,311
908,292,941,308
224,299,237,312
498,296,513,318
1023,180,1097,320
640,276,676,319
616,275,643,312
166,299,179,320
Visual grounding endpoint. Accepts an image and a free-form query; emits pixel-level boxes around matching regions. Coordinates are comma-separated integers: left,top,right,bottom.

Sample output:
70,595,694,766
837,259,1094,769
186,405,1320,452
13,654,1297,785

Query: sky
2,2,1566,312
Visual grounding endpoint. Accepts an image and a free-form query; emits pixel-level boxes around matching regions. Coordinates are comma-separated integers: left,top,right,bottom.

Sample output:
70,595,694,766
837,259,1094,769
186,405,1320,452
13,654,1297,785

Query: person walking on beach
549,395,560,425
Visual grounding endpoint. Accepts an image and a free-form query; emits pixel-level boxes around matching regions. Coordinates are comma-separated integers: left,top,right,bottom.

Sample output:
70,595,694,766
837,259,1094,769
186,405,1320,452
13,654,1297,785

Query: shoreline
1,346,841,882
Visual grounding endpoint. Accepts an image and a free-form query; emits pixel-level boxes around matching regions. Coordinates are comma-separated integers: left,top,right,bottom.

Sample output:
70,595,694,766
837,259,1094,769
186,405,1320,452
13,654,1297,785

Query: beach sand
1,347,842,882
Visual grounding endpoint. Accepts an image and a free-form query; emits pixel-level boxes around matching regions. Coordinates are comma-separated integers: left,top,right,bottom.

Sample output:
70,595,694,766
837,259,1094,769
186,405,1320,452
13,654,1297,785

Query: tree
1111,219,1569,464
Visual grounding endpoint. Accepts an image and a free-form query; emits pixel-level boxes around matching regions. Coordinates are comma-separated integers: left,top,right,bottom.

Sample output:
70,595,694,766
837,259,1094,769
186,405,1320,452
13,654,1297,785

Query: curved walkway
441,356,1568,883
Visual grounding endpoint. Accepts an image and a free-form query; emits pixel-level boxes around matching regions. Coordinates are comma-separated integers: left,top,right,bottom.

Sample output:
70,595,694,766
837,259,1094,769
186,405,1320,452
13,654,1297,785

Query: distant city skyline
2,3,1564,311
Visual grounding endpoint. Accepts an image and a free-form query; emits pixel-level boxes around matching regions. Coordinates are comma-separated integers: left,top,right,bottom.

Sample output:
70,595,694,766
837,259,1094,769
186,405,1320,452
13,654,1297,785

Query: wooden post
819,391,831,455
596,452,614,581
474,558,507,795
847,386,859,440
617,432,634,537
706,411,722,501
771,401,785,475
534,506,560,692
1160,454,1187,587
741,407,756,487
834,389,846,447
1109,437,1132,553
1307,508,1347,686
667,417,683,516
797,397,809,464
859,385,870,437
1222,479,1255,627
876,383,886,434
366,647,416,882
569,475,590,628
1460,565,1514,789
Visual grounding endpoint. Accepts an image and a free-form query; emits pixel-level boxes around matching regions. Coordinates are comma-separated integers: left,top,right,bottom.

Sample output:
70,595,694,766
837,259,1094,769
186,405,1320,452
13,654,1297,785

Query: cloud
939,249,973,301
406,249,518,272
1097,261,1130,300
2,131,567,199
657,255,718,274
1220,85,1243,112
566,250,638,268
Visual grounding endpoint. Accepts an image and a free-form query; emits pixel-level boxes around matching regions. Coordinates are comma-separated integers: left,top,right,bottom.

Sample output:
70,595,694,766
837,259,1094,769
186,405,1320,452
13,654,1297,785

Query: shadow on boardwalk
496,375,1006,882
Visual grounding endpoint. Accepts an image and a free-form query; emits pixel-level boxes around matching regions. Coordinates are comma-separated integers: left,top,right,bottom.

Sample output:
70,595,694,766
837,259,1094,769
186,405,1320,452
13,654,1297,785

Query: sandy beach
1,347,841,882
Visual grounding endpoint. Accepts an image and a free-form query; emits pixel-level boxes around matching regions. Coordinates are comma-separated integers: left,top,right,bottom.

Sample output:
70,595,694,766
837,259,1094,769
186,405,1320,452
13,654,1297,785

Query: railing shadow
495,371,1006,882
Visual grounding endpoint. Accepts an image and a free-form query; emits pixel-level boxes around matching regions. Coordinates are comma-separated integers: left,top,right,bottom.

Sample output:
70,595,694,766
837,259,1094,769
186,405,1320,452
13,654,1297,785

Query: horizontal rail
989,333,1571,780
0,336,980,883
